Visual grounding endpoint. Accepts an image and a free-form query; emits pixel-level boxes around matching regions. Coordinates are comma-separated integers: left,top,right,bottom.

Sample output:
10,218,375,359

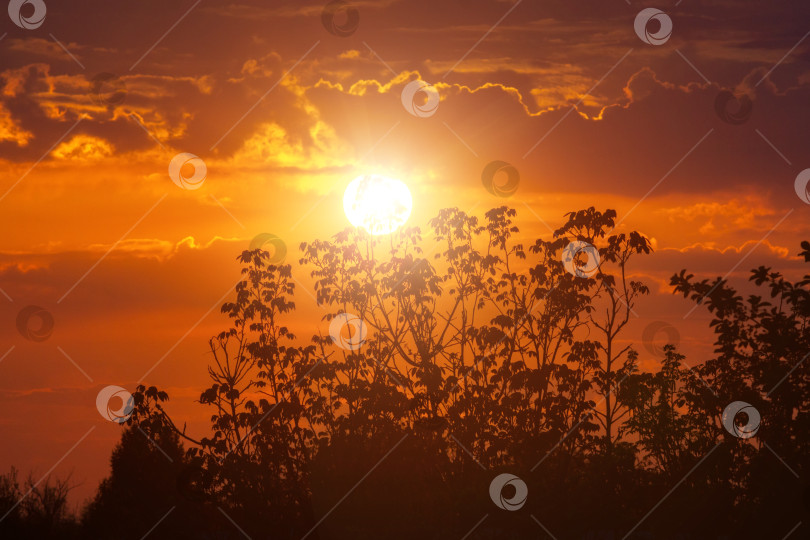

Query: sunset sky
2,0,809,507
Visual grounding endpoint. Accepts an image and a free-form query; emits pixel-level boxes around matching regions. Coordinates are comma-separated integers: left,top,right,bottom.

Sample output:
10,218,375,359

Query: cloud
52,134,114,161
5,38,82,65
0,101,32,146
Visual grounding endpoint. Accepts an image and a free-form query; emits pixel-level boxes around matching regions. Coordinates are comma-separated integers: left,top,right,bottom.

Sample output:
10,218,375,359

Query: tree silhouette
6,206,808,538
82,412,227,539
129,205,661,538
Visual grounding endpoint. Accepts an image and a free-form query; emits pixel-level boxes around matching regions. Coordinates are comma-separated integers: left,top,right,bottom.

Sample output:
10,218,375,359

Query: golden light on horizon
342,174,413,235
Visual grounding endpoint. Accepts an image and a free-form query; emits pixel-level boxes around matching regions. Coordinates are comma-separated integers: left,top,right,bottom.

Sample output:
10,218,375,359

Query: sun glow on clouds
0,104,32,146
231,120,351,172
52,134,114,161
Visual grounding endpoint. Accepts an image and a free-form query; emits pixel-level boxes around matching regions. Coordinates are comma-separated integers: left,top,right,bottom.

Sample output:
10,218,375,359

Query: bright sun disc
343,174,413,235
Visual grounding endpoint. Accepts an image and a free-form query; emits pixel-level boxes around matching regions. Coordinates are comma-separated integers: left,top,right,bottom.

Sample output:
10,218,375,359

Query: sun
343,174,413,235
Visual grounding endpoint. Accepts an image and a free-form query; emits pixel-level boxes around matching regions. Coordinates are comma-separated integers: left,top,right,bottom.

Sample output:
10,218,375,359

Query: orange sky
2,0,810,507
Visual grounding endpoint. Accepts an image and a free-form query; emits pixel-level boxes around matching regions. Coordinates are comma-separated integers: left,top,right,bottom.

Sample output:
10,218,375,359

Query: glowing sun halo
343,174,413,235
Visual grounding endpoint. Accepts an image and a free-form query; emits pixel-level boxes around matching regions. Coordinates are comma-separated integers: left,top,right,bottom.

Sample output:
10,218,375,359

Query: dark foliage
5,206,807,539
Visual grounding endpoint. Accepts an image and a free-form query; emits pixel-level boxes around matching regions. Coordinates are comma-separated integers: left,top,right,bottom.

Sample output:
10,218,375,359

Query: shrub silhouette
0,467,80,539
